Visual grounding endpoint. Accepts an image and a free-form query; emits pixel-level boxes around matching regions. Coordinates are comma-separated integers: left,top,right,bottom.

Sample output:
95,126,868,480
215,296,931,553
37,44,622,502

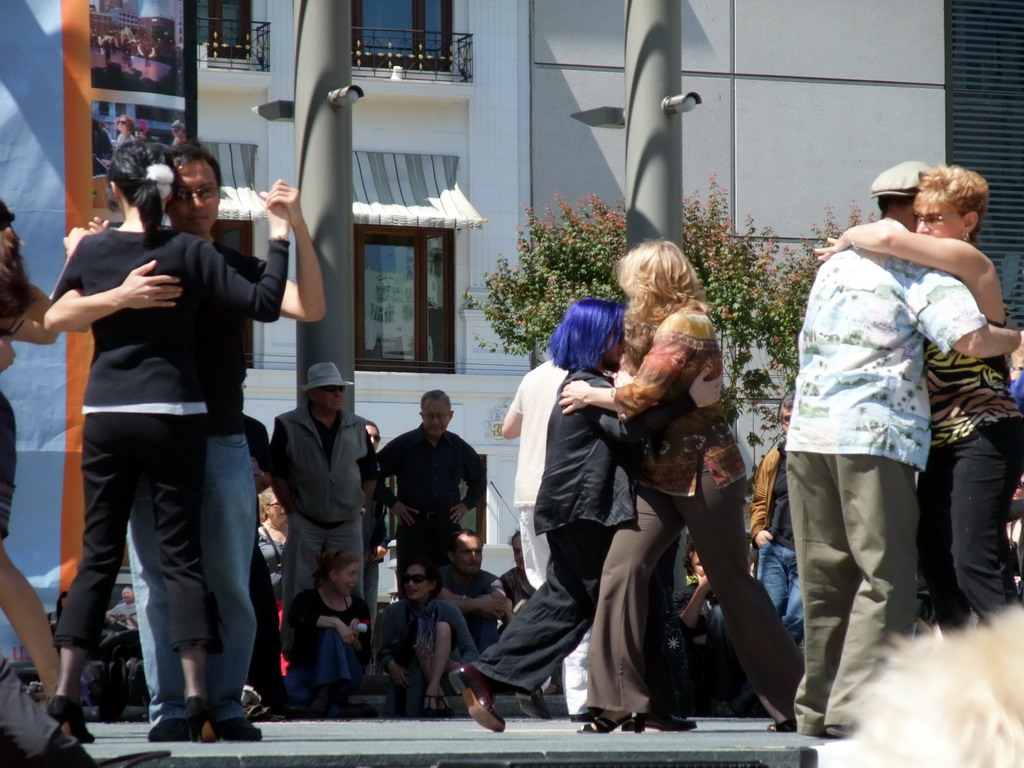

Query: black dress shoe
448,664,505,732
767,718,798,733
214,717,262,741
515,689,552,719
637,713,697,732
47,695,95,744
147,718,190,743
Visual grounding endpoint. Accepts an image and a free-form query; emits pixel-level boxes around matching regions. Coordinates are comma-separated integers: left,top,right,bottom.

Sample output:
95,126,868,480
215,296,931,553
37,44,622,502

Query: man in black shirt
377,390,486,578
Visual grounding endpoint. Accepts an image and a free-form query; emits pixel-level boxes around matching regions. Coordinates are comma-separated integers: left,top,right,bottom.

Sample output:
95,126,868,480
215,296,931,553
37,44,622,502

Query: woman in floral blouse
561,239,802,732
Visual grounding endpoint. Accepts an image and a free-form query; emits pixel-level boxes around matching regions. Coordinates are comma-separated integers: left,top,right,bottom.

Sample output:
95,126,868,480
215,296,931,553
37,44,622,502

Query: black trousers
395,514,458,577
0,657,96,768
917,417,1024,628
472,520,616,693
247,538,287,711
56,412,213,652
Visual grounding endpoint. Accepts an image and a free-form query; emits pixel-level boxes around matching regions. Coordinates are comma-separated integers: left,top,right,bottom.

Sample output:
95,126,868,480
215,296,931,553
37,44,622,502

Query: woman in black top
45,141,290,742
285,549,371,716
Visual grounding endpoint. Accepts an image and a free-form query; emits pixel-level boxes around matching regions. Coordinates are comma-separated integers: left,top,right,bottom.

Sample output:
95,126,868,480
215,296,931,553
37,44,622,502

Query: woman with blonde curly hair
560,239,802,732
818,165,1024,630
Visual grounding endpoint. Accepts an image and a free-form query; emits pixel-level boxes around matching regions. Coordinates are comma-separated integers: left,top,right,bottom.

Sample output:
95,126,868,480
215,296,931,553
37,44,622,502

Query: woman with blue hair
449,298,694,733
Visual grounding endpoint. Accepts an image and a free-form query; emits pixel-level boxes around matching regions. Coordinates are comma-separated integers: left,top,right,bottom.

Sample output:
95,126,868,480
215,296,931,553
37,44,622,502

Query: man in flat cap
271,363,377,651
784,162,1023,738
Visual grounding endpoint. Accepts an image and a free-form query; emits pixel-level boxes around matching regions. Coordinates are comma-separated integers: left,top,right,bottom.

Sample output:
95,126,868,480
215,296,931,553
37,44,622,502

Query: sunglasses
318,385,345,393
401,573,428,584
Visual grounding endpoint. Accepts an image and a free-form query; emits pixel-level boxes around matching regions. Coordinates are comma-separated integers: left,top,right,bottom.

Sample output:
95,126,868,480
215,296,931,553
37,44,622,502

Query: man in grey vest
270,363,377,651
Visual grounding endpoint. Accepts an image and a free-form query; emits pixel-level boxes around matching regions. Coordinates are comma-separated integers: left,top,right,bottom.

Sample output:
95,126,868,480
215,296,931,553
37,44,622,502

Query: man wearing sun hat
270,363,378,651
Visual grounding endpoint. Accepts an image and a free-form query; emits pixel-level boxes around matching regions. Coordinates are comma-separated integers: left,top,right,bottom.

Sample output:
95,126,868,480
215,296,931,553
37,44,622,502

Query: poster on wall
0,0,196,664
87,0,194,216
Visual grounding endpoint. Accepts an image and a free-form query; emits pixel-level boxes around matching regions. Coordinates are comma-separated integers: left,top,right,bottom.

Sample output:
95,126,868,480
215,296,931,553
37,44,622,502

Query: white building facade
195,1,1021,592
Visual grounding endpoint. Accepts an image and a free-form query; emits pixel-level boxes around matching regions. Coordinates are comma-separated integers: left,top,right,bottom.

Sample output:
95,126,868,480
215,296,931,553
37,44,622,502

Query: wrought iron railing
353,28,473,82
197,17,270,72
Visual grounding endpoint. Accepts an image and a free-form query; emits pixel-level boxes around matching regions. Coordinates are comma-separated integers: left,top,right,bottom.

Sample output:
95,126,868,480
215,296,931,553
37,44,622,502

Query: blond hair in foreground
847,610,1024,768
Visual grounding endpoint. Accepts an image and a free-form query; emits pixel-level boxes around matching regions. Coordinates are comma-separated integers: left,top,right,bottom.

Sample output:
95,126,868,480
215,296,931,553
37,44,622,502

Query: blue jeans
284,630,364,711
757,539,803,646
128,433,257,723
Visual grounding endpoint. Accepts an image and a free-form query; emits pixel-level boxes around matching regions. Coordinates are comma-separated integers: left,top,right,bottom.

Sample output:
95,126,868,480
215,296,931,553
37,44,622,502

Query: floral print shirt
788,225,987,471
613,312,746,496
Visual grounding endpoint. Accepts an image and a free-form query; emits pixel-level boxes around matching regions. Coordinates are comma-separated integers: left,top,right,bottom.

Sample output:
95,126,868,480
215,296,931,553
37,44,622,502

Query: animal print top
925,341,1021,448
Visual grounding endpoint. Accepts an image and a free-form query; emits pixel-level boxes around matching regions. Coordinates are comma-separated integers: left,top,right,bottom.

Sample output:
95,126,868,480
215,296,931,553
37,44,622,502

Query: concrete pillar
624,0,682,248
293,0,355,408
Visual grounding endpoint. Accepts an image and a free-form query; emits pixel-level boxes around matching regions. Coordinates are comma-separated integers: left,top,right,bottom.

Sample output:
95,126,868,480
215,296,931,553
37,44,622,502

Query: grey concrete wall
531,0,947,240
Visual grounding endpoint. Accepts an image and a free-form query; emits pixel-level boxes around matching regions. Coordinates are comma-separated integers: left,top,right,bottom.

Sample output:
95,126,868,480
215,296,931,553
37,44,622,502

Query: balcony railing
353,28,473,82
197,17,270,72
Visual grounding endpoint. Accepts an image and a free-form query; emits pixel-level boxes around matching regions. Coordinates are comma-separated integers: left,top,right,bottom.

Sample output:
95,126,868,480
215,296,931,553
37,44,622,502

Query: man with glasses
377,390,485,579
271,363,378,654
61,141,324,741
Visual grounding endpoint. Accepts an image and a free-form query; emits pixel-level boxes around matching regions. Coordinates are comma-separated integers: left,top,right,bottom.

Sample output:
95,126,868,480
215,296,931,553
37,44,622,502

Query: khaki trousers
587,474,802,719
787,452,919,735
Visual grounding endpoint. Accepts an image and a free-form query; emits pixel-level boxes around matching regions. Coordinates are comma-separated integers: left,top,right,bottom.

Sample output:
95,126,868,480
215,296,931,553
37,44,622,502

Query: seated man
499,531,536,625
105,587,138,630
439,530,507,653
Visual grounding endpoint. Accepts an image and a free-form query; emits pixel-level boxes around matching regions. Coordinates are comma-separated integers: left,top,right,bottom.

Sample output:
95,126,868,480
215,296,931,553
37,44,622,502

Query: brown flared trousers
587,473,802,720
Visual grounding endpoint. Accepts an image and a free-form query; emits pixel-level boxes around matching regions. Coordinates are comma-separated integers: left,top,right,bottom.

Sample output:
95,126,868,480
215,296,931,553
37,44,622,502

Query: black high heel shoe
579,711,646,734
47,694,95,744
185,696,216,743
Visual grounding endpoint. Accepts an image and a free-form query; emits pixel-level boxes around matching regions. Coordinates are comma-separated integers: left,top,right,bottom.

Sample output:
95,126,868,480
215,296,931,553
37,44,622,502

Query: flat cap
870,161,934,198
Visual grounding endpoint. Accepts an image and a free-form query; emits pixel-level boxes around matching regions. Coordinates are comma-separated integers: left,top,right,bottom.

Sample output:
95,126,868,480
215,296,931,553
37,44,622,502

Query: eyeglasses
401,573,428,584
173,186,218,203
318,385,345,393
368,434,381,443
116,119,128,125
914,212,960,226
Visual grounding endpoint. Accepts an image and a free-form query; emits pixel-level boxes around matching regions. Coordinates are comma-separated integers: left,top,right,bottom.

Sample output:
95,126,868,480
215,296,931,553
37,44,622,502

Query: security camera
661,92,702,116
327,85,365,110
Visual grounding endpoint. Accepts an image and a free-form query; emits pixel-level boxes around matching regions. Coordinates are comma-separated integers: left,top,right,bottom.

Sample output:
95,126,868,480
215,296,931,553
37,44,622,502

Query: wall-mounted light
661,92,702,116
327,85,365,110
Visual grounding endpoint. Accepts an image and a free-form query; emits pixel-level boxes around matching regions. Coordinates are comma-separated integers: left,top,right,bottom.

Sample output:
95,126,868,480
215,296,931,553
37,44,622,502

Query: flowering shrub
472,181,866,449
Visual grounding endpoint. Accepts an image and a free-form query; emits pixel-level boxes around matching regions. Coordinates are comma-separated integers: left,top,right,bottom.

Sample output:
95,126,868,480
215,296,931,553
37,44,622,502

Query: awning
205,142,267,221
352,152,486,229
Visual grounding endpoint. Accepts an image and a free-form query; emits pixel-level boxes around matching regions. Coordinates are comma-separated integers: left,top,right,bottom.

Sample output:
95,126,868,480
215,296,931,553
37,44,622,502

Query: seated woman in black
45,140,290,742
285,549,371,716
378,558,477,717
674,538,745,716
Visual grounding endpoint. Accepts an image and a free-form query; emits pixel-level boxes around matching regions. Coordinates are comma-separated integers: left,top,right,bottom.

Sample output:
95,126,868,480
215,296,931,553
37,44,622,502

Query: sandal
579,712,645,734
423,694,453,718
